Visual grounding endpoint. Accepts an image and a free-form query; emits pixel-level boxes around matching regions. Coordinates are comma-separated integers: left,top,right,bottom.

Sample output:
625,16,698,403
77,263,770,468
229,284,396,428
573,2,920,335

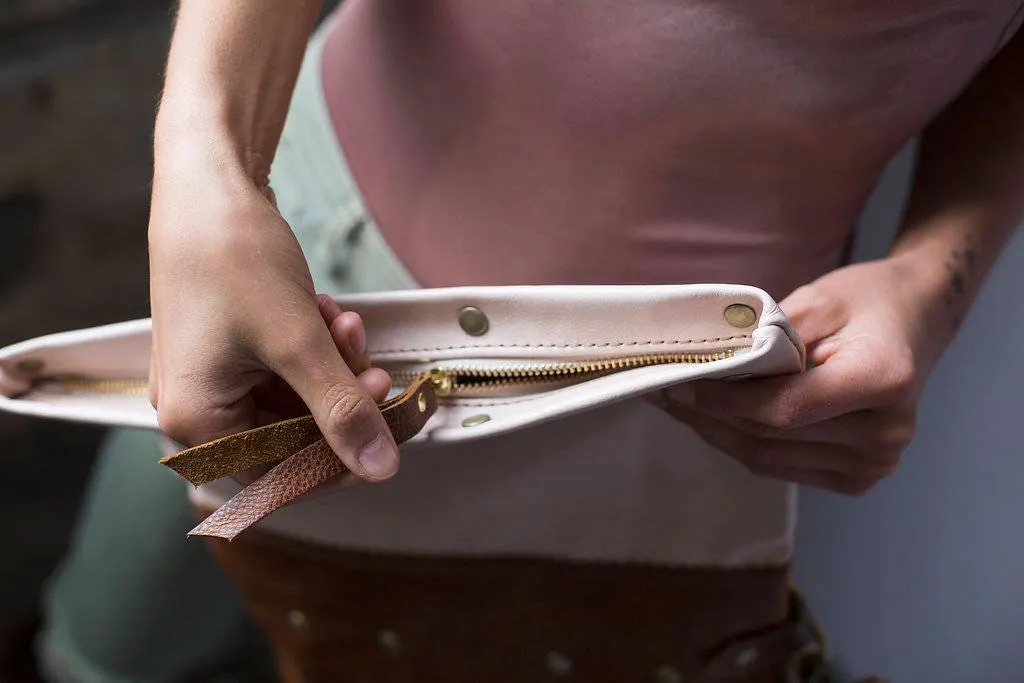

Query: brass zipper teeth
33,349,737,399
393,349,737,395
45,377,149,396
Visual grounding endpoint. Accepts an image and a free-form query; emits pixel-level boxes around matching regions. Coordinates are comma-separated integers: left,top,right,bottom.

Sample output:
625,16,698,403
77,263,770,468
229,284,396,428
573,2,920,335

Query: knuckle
870,449,902,478
156,400,198,445
764,404,802,430
875,422,915,450
879,354,917,400
864,411,917,450
323,385,379,433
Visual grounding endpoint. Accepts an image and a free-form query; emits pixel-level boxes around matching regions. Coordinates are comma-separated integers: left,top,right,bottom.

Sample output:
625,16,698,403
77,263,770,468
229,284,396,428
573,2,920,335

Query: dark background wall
0,1,346,628
0,0,171,623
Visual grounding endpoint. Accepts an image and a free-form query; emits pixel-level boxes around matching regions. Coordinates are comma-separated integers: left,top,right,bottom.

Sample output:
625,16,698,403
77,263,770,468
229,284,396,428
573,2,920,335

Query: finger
266,312,400,482
359,367,392,403
702,408,914,461
777,285,846,354
760,465,878,496
330,311,371,376
317,293,344,328
148,332,161,410
664,399,892,478
686,351,909,430
318,294,372,376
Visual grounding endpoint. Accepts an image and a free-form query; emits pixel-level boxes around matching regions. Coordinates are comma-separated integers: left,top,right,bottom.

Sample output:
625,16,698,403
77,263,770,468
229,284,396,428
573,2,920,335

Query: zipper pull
427,369,455,397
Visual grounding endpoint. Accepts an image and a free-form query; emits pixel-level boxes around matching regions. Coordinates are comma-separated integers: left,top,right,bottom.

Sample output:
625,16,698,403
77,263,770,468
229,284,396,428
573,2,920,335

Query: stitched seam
373,334,751,355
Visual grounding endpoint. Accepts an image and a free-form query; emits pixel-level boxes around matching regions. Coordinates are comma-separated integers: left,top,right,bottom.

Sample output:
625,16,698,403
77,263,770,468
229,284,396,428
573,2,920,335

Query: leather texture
185,375,438,540
202,525,797,683
162,374,438,486
161,416,324,486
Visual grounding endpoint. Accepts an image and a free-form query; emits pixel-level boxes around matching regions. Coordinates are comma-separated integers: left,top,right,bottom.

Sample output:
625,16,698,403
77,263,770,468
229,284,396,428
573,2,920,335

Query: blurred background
0,2,1021,682
0,0,170,623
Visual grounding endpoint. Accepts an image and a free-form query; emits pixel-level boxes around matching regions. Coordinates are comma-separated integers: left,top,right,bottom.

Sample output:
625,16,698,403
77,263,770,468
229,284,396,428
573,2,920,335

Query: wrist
154,98,273,186
882,249,965,368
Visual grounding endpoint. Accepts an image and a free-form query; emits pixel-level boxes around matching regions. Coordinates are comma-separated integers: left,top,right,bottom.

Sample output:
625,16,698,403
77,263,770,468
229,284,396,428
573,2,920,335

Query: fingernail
357,434,398,478
349,322,366,356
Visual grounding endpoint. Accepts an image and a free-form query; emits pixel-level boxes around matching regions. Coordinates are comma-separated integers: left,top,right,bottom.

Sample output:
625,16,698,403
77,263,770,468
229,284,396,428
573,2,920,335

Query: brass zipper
38,376,149,396
391,349,738,397
29,349,739,399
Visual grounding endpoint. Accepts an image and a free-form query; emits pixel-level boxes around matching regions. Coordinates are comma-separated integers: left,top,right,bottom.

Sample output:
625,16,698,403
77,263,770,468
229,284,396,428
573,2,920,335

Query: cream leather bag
0,284,804,539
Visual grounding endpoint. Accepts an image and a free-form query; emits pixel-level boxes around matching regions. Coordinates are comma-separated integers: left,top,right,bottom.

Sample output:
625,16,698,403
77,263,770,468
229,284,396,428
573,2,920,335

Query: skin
656,31,1024,494
152,0,405,482
152,0,1022,492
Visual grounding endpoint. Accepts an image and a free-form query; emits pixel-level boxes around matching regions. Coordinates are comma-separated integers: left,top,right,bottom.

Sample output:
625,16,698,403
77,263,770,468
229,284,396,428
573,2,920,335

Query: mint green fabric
37,429,274,683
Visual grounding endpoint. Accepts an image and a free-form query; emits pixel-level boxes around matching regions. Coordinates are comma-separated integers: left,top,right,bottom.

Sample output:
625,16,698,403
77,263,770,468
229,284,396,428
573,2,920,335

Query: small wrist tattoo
943,245,976,332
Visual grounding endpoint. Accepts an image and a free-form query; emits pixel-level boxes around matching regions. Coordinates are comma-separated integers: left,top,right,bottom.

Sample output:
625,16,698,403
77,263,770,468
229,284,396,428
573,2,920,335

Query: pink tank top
322,0,1023,299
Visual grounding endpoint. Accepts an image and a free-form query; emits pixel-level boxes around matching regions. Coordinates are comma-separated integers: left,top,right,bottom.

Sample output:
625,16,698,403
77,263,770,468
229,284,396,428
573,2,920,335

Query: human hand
653,259,943,494
148,163,400,482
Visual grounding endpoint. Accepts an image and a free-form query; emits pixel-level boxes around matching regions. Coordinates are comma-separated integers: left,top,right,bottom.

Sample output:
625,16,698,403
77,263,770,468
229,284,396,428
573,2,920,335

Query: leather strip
162,375,438,487
188,438,342,540
160,415,323,486
171,376,438,540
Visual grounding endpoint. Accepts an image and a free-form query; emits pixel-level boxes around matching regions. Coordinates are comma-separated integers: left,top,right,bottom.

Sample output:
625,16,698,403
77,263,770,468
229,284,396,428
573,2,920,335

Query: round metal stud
546,651,574,677
286,609,308,631
417,392,428,413
14,359,44,375
723,303,757,328
734,646,760,668
377,629,402,655
654,665,682,683
458,306,490,336
461,414,491,428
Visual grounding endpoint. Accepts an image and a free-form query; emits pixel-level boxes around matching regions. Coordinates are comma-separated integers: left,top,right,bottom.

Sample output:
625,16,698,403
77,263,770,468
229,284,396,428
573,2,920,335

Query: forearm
155,0,323,184
888,31,1023,362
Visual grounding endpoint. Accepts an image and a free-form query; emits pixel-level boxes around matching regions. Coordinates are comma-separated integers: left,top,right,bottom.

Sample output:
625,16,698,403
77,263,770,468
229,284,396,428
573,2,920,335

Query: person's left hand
653,258,946,494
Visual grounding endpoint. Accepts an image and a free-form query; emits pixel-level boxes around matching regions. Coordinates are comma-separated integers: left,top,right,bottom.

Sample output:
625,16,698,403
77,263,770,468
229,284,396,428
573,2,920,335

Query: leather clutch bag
0,284,805,538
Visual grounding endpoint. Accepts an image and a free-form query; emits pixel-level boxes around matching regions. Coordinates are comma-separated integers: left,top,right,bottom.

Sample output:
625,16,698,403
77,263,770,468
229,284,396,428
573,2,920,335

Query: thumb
267,319,400,482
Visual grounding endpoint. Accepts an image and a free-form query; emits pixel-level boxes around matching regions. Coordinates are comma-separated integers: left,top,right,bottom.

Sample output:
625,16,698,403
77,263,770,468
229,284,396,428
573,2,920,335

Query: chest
434,0,1022,134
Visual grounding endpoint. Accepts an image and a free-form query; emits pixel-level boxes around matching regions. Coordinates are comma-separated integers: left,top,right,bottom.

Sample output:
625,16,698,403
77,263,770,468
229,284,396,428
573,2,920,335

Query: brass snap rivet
377,629,402,654
546,651,573,677
286,609,308,631
654,665,682,683
458,306,489,336
723,303,757,328
462,414,491,428
734,646,760,668
417,392,427,413
14,359,45,375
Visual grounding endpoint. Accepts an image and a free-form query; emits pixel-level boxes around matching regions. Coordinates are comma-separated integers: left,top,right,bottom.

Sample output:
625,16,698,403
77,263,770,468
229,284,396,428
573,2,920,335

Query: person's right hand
148,163,400,482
